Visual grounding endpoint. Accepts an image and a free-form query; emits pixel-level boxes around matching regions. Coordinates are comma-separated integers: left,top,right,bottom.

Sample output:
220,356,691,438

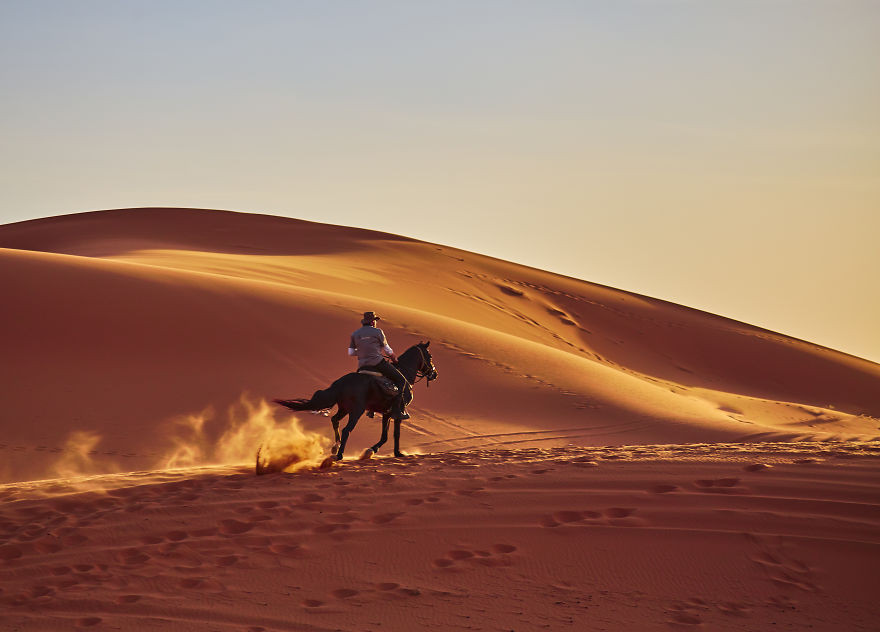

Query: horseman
348,311,412,420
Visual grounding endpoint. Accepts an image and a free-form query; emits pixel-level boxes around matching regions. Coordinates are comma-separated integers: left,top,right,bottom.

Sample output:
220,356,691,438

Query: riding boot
393,396,410,421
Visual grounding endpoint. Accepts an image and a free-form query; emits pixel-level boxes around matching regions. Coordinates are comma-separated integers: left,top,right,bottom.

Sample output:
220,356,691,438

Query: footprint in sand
303,599,324,608
553,510,584,524
116,548,151,566
694,478,745,494
433,558,454,568
117,594,142,604
216,555,240,566
718,601,751,617
669,611,702,625
257,501,279,509
606,508,636,518
604,508,646,526
33,537,62,554
219,519,254,535
313,523,350,534
540,515,561,528
447,550,474,560
744,463,773,472
649,484,678,494
77,617,102,627
166,530,188,542
371,512,404,525
493,544,517,554
377,582,400,591
191,527,218,538
498,284,525,297
332,588,358,599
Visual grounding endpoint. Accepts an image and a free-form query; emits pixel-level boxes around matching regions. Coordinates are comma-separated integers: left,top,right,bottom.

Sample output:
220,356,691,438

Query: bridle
412,345,438,387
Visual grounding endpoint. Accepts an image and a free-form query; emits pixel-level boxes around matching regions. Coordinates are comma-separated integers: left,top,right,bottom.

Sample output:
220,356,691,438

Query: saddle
356,370,399,397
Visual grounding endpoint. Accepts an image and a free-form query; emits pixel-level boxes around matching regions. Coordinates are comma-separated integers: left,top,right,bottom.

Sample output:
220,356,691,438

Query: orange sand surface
1,208,879,630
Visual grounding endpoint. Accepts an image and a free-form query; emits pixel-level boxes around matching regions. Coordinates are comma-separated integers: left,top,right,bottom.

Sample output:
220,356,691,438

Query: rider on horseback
348,311,412,420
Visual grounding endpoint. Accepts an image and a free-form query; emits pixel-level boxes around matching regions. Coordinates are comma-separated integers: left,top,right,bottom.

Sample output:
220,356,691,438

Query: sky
1,1,878,362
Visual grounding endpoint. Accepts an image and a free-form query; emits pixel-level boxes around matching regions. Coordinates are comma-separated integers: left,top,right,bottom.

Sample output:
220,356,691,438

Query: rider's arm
348,335,357,356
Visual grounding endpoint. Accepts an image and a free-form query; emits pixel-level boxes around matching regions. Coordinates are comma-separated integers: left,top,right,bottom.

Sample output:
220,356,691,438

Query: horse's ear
425,341,430,348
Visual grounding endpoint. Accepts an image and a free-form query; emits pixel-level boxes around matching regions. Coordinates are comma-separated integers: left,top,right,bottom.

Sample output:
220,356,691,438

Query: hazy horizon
2,1,878,362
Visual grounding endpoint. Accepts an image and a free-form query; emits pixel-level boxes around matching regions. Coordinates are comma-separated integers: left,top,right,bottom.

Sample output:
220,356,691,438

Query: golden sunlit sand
1,208,878,630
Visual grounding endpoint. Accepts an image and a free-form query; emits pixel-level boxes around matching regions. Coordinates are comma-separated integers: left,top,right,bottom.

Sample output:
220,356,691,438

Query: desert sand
1,207,878,631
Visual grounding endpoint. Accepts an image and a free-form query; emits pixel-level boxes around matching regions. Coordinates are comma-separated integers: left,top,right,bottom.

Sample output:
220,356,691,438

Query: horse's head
417,341,438,382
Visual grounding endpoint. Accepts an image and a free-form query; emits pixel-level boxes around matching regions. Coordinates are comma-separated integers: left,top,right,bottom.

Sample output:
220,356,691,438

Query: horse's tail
273,382,340,412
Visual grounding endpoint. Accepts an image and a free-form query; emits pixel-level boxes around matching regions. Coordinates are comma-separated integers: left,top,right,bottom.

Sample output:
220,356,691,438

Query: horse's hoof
334,453,344,462
319,456,335,469
359,449,374,461
331,442,340,455
394,451,406,458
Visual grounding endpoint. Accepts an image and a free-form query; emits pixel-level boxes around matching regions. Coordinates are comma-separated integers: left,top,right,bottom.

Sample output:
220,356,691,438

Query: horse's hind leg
336,407,365,461
330,408,346,454
370,415,391,454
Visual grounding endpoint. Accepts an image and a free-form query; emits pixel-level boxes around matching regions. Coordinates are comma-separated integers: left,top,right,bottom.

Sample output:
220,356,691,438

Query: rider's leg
376,360,411,420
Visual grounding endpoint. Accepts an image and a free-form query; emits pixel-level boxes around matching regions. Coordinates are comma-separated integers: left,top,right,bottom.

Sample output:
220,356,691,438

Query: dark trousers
363,359,412,407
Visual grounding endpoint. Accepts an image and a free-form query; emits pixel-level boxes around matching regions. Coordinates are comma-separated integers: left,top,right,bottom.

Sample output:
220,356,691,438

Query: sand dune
2,208,878,484
1,208,879,630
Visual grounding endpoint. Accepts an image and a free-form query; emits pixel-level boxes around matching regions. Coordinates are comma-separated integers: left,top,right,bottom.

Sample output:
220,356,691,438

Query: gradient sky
2,1,878,362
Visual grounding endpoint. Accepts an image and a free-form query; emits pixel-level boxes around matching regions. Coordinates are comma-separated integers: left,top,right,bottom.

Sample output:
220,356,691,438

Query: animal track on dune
497,284,525,297
693,477,747,494
605,507,636,519
433,544,517,570
553,511,584,524
748,535,820,593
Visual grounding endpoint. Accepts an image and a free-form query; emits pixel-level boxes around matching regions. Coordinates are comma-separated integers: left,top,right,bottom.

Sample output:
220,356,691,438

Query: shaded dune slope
1,208,878,483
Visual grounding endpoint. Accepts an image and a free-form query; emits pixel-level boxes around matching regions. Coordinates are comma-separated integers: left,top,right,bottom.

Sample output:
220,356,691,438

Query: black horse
274,342,438,460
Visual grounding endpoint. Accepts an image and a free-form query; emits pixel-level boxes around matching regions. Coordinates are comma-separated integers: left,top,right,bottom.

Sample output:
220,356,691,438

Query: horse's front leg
370,415,391,454
336,407,364,461
393,418,405,458
330,408,345,454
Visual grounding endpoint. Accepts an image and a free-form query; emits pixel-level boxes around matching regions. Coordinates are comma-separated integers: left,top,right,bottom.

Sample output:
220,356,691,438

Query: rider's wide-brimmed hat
361,311,381,325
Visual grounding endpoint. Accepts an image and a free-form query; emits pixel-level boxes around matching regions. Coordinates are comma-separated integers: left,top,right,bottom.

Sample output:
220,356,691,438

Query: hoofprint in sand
1,442,878,631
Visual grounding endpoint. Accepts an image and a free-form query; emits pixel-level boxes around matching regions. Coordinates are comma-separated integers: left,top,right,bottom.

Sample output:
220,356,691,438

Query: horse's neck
396,348,420,383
